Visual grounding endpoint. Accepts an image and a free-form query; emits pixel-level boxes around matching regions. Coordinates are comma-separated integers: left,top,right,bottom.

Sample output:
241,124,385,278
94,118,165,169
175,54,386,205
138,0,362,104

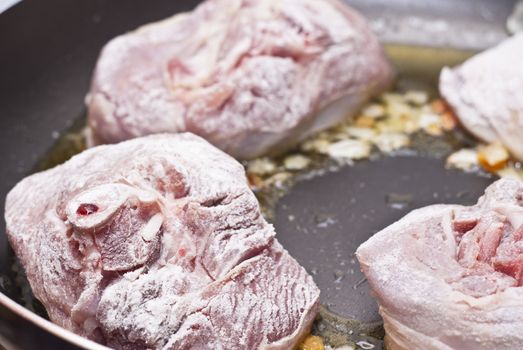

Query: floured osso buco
5,134,320,349
357,178,523,350
86,0,393,159
440,33,523,162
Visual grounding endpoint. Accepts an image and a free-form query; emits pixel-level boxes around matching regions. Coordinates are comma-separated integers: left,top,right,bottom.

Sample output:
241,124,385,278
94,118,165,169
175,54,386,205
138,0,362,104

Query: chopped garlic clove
247,158,277,175
343,126,376,141
419,112,440,129
265,172,292,189
284,154,311,170
478,142,510,172
373,133,410,153
328,139,371,160
361,104,386,119
301,139,331,154
419,112,443,136
446,149,479,171
376,118,405,134
386,101,412,120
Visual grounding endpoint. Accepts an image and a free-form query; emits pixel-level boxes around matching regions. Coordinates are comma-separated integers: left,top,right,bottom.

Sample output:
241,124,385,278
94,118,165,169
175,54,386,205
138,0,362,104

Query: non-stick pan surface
0,0,517,349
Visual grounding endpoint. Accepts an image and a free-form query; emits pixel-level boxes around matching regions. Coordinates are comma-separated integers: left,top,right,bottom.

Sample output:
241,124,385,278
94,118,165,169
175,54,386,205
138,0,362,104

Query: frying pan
0,0,518,349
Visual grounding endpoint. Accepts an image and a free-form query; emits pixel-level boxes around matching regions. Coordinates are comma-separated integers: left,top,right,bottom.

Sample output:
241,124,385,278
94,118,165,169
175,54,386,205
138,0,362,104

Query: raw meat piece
86,0,393,159
440,33,523,161
5,133,319,349
357,178,523,350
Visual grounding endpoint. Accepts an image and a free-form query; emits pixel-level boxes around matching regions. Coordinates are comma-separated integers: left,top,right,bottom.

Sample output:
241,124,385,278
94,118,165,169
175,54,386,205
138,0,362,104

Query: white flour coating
357,178,523,350
440,33,523,161
86,0,393,159
5,133,320,349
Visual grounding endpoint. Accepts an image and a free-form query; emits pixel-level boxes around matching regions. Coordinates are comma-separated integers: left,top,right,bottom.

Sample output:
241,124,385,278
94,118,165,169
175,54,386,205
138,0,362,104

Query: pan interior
2,44,495,349
273,155,493,346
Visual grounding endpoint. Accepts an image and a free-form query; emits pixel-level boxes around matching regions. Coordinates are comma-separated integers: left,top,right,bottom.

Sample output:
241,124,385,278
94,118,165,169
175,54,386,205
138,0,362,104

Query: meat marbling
357,178,523,350
5,133,320,349
440,33,523,161
86,0,393,159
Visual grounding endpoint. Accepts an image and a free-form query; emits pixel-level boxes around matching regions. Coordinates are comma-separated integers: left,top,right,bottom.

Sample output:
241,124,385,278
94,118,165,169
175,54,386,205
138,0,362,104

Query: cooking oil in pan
5,44,497,350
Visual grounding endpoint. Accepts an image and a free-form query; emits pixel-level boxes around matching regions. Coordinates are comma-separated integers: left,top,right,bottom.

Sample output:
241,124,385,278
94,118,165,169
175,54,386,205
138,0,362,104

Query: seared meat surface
5,134,319,349
87,0,393,159
357,178,523,350
440,33,523,161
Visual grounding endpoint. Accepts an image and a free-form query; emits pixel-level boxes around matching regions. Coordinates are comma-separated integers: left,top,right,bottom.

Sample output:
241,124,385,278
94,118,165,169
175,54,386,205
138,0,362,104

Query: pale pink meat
86,0,393,159
440,33,523,161
357,178,523,350
5,133,319,349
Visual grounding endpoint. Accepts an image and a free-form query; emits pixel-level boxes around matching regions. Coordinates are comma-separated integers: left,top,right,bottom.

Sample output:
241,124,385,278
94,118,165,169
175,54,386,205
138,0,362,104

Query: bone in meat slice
86,0,393,159
5,133,320,349
357,178,523,350
440,33,523,161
